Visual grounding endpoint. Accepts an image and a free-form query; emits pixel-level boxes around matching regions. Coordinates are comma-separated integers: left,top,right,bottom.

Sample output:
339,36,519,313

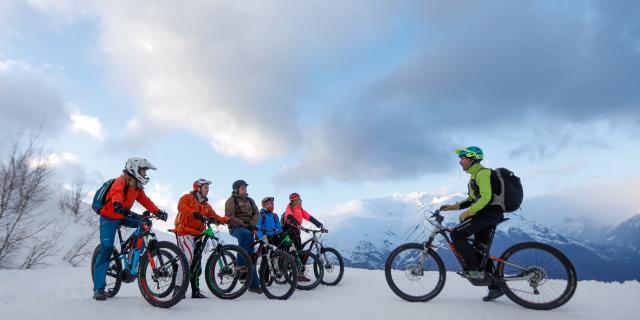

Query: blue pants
231,227,259,289
92,215,142,291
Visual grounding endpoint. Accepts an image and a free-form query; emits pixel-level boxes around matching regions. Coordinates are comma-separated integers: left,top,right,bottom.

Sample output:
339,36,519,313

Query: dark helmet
289,193,301,202
232,179,249,192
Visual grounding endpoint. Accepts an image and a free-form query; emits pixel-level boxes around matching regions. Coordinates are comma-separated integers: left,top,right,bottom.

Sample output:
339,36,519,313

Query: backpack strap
261,211,278,229
490,168,506,211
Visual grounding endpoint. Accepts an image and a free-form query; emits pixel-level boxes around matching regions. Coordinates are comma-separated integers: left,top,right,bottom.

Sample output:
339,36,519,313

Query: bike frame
424,211,531,281
191,222,237,275
110,216,167,280
252,228,290,279
301,230,323,254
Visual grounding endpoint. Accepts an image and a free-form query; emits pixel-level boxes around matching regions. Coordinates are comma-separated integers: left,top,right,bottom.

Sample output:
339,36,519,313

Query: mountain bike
250,227,298,299
168,215,253,299
299,227,344,286
274,228,324,290
385,210,577,310
90,212,189,308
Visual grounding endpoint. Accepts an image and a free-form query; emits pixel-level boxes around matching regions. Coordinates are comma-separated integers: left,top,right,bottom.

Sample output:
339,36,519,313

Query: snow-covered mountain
320,193,640,281
603,214,640,253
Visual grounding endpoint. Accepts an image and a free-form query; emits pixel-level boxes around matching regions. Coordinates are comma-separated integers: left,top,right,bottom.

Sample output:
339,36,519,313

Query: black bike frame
424,212,504,273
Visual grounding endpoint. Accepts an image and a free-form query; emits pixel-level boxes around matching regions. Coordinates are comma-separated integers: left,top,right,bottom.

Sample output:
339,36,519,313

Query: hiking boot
298,274,311,282
248,287,263,294
191,290,207,299
93,289,107,301
483,288,504,302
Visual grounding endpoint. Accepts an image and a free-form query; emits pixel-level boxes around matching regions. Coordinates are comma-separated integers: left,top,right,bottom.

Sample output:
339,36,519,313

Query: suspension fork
265,248,278,278
315,242,326,264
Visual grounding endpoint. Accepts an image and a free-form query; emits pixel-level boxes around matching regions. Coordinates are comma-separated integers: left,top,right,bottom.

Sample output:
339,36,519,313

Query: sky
0,0,639,228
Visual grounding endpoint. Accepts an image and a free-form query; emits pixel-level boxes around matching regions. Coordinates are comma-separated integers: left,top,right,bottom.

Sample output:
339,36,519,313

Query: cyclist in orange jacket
175,179,236,298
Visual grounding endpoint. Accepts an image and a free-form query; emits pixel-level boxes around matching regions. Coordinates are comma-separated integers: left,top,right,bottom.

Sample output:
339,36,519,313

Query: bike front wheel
137,241,189,308
385,243,446,302
496,242,577,310
205,244,253,299
259,251,298,300
295,251,324,290
319,247,344,286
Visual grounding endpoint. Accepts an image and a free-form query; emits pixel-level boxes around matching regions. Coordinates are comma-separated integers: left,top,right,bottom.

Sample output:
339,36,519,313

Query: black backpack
491,168,523,212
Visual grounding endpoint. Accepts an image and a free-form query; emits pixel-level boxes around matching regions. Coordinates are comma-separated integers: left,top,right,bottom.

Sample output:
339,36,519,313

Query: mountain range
321,193,640,282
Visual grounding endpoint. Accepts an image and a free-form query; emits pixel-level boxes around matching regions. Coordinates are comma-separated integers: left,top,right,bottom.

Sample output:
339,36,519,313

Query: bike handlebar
300,227,328,234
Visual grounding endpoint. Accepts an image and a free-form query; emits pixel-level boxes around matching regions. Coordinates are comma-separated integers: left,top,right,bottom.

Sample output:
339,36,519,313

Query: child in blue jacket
256,197,283,244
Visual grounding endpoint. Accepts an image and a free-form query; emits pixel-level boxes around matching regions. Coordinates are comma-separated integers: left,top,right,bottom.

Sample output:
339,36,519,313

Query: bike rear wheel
496,242,577,310
259,251,298,300
320,247,344,286
385,243,446,302
137,241,189,308
205,244,253,299
90,245,122,298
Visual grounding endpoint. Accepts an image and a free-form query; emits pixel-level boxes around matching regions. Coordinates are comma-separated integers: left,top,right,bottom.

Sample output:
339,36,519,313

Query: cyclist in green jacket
439,146,505,302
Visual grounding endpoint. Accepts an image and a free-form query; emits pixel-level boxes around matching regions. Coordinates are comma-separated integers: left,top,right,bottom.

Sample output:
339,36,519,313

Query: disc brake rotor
527,266,548,287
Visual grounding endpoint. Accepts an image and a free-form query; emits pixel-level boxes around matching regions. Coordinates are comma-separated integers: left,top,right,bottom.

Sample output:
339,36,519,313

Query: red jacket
283,204,311,226
100,175,159,220
175,192,230,236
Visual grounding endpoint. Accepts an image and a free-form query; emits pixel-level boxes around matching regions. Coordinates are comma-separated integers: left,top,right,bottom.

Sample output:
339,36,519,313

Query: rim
388,246,441,299
501,248,572,306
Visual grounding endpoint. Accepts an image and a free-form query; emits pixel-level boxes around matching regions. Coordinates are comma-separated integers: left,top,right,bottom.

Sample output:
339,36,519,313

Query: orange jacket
175,192,230,236
100,175,159,220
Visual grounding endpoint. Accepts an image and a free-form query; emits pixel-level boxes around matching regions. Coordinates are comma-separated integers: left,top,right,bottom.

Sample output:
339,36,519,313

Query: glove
458,210,474,222
440,204,460,211
156,210,168,221
193,212,206,222
113,202,132,217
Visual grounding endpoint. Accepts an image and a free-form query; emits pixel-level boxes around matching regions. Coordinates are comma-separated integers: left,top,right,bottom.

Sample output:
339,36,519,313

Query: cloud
278,0,640,185
0,59,68,144
69,112,105,140
29,152,79,168
25,1,640,185
27,1,416,161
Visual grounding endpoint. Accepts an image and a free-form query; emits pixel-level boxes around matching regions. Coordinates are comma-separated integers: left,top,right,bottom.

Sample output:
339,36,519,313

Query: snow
1,266,638,320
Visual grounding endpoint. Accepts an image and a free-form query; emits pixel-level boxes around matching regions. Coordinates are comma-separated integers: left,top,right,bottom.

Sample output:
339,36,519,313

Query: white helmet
124,157,157,185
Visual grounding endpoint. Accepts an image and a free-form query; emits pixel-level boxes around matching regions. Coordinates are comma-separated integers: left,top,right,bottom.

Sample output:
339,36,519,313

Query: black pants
190,238,204,292
450,206,503,275
284,225,303,251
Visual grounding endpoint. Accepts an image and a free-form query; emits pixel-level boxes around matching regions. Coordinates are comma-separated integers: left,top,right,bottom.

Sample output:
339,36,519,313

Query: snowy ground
1,266,638,320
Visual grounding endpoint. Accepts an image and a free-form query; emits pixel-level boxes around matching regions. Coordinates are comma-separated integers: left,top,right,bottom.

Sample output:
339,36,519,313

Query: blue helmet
455,146,484,161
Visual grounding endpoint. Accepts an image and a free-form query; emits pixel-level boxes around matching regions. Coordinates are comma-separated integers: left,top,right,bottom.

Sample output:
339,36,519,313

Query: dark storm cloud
278,0,640,185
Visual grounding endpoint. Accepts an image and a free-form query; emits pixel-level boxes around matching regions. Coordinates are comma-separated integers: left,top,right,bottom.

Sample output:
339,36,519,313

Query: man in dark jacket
225,179,261,293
